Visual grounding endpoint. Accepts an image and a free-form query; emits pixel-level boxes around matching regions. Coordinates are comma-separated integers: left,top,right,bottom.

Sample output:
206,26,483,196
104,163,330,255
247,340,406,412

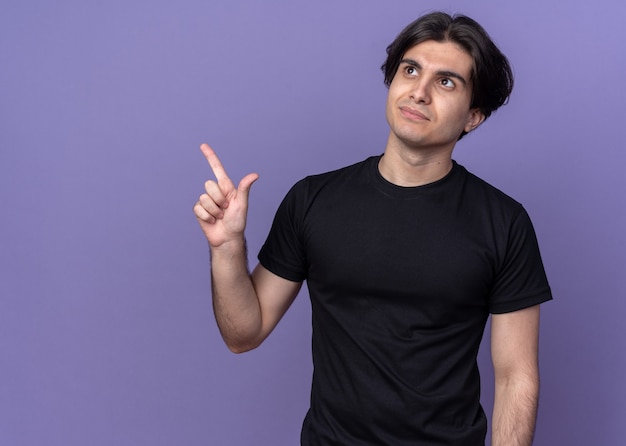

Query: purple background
1,1,625,445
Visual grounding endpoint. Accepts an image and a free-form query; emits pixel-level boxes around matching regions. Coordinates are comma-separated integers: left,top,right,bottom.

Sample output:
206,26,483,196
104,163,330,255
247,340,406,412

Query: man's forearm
210,238,263,353
491,376,539,446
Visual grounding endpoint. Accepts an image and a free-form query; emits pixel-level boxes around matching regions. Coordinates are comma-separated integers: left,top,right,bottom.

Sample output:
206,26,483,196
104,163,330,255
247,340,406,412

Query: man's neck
378,143,454,187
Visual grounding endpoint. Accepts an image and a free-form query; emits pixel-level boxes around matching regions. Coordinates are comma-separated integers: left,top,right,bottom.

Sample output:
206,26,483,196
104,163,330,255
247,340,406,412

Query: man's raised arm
193,144,302,353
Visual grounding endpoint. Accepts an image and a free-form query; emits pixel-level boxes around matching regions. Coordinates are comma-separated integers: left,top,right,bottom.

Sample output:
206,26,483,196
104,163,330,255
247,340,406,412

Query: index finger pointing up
200,143,235,189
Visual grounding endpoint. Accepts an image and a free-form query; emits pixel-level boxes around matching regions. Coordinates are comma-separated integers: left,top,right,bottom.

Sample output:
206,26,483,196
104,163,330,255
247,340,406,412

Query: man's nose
410,79,432,104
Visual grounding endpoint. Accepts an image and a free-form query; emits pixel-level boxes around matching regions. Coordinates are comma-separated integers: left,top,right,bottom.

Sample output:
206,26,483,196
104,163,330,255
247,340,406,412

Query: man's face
385,40,485,154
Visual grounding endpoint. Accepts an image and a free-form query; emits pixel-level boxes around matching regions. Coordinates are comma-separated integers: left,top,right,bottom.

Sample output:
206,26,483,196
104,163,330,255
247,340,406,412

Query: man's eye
405,66,417,76
441,78,455,88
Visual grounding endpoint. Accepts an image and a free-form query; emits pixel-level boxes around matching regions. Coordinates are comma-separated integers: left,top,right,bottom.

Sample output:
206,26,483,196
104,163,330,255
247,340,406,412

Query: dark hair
381,12,514,126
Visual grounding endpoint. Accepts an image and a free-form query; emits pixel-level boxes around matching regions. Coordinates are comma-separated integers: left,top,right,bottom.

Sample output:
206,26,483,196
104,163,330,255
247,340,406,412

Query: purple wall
2,1,625,444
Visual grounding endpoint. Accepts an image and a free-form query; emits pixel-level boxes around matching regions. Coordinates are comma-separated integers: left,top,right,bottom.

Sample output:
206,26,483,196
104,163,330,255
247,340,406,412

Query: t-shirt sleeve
488,207,553,314
258,180,308,283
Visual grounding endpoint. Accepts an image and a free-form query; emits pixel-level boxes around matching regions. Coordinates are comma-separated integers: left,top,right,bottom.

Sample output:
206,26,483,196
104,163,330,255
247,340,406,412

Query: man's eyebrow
401,58,422,70
400,58,468,85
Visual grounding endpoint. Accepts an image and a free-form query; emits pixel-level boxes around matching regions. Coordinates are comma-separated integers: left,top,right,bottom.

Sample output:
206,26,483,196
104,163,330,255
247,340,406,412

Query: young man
194,12,552,446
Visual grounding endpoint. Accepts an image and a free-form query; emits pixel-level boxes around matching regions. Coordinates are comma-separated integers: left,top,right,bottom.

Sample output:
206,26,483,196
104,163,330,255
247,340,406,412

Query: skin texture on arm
210,253,301,353
490,305,541,446
194,144,302,353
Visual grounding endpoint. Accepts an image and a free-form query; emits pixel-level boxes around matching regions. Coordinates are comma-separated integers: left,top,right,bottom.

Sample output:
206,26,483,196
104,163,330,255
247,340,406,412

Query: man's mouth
399,106,429,121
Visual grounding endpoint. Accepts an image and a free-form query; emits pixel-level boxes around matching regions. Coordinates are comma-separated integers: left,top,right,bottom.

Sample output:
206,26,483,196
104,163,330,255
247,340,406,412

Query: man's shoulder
457,163,523,210
309,156,377,179
293,155,378,190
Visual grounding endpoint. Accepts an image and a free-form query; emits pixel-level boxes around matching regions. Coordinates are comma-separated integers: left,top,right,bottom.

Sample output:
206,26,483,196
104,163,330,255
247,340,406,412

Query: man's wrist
209,236,248,259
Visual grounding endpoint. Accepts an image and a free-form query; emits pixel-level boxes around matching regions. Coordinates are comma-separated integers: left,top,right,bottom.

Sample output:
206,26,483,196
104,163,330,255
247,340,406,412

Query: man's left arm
491,304,541,446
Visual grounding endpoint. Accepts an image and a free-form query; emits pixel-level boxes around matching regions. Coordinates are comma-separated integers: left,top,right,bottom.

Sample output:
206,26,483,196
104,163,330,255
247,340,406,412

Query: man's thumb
237,173,259,201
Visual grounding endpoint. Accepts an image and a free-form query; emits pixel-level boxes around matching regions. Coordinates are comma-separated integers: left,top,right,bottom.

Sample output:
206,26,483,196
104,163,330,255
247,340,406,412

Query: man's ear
464,108,486,133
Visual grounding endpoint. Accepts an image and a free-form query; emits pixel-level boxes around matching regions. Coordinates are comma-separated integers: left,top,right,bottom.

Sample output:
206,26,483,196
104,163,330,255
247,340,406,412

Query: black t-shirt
258,156,552,445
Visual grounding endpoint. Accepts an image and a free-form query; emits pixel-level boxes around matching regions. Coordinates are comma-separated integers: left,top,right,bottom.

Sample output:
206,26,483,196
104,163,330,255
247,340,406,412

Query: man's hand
193,144,300,353
193,144,259,248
